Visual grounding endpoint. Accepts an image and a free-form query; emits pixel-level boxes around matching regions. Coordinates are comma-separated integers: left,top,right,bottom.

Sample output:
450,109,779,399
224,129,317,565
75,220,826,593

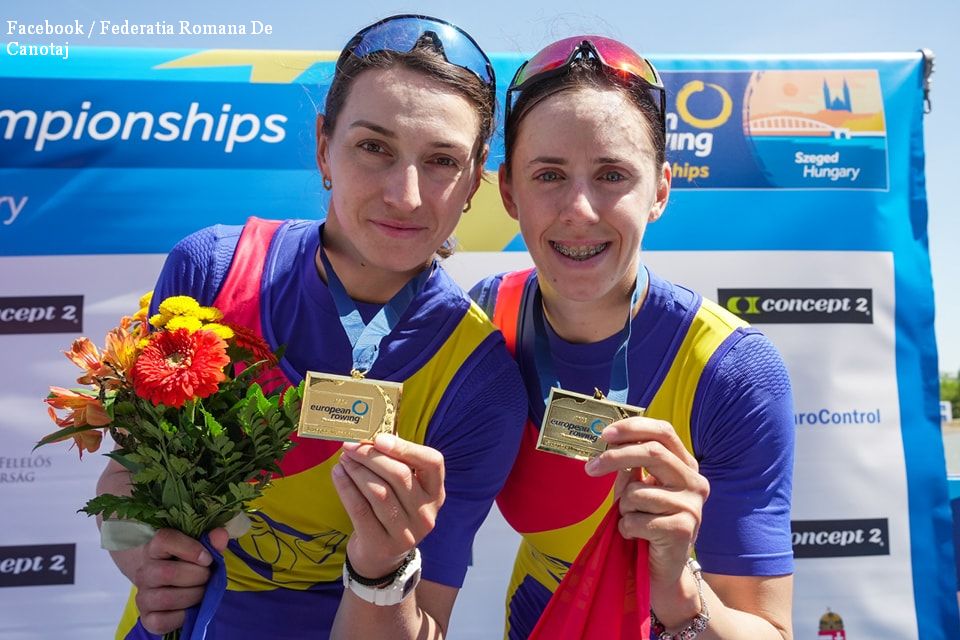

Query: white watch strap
342,548,422,606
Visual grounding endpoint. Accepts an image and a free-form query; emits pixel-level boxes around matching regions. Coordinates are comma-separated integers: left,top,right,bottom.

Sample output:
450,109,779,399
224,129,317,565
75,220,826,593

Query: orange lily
64,338,109,385
45,387,111,427
103,323,141,380
45,408,104,456
44,387,110,457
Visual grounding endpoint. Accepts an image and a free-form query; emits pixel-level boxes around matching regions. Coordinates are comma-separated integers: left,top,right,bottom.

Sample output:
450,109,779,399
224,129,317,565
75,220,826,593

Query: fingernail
341,441,359,452
375,433,396,451
197,549,212,565
601,426,616,441
332,463,346,478
584,458,600,475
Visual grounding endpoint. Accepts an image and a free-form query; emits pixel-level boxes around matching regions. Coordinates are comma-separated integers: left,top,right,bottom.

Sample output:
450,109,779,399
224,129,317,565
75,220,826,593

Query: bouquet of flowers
37,292,303,639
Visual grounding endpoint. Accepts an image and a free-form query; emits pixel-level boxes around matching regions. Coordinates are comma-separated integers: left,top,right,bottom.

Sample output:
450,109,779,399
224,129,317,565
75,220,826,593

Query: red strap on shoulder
213,217,283,334
492,268,534,357
212,217,344,477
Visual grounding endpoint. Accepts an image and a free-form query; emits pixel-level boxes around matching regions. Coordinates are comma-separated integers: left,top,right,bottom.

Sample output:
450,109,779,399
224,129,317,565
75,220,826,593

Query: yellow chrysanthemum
138,291,154,310
165,316,203,332
196,306,225,322
149,313,168,328
158,296,202,318
201,323,234,340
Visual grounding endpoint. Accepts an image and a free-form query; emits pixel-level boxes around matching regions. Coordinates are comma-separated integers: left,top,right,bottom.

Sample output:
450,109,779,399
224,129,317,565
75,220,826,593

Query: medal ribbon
319,224,433,376
531,263,648,405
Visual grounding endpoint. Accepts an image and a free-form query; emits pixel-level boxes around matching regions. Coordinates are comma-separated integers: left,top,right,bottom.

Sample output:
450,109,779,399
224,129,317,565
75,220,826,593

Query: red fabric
213,217,282,332
493,268,616,532
529,502,651,640
492,268,534,357
213,217,343,478
497,418,616,533
492,267,650,637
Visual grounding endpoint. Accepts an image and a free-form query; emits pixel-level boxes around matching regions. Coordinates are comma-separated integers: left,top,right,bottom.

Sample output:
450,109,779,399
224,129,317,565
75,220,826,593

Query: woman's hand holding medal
332,433,446,578
584,417,710,608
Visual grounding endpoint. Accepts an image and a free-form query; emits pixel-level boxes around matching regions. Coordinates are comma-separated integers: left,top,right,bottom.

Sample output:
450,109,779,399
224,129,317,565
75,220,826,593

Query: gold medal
298,371,402,442
537,388,645,461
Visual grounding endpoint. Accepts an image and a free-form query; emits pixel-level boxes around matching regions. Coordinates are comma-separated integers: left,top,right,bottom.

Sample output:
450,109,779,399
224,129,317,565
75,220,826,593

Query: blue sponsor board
661,70,888,190
750,135,886,189
0,78,314,169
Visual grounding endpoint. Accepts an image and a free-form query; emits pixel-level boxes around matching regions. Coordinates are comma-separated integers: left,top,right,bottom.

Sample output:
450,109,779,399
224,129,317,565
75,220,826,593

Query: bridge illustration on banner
748,115,855,139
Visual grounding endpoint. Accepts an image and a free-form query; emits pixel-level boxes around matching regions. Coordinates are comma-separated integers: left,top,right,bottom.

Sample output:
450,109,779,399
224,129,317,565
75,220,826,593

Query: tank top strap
491,267,536,356
212,216,285,335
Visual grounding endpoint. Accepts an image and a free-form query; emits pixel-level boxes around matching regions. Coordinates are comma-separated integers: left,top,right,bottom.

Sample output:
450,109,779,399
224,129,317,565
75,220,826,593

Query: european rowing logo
675,80,733,130
663,73,741,187
351,400,369,416
818,608,846,639
589,419,605,436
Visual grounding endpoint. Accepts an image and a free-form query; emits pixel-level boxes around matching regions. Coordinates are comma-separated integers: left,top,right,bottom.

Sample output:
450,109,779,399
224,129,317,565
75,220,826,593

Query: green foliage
33,424,99,450
81,378,303,537
942,371,960,419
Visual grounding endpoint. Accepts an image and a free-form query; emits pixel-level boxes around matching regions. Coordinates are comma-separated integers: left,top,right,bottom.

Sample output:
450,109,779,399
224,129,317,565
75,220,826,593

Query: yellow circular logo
676,81,733,129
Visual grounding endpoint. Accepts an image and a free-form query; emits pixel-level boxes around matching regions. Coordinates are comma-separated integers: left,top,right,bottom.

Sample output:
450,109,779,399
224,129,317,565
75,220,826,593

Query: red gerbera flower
132,328,230,408
230,324,277,366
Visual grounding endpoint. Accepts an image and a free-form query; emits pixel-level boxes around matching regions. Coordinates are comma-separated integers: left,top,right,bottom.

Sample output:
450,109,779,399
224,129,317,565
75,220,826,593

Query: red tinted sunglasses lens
591,37,661,87
513,36,661,90
513,36,587,86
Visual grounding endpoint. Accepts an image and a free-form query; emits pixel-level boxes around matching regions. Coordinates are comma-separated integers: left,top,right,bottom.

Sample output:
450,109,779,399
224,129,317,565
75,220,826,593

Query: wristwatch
342,548,422,606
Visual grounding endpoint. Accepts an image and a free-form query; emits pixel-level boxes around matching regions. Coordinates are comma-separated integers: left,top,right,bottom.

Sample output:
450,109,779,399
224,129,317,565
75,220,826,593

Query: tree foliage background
942,371,960,420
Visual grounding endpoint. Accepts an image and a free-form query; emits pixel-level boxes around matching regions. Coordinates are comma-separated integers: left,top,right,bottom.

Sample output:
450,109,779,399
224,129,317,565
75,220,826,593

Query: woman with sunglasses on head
472,37,794,639
97,15,527,640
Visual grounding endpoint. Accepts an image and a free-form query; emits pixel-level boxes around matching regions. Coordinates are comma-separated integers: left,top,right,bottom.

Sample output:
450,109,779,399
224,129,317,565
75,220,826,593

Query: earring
463,200,472,213
322,176,332,191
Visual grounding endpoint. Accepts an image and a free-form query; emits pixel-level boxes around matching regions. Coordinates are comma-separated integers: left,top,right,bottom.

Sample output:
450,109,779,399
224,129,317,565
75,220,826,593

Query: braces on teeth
552,242,608,260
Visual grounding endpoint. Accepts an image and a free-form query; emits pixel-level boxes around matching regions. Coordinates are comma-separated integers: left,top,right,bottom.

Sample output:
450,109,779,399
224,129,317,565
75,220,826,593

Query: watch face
401,568,422,599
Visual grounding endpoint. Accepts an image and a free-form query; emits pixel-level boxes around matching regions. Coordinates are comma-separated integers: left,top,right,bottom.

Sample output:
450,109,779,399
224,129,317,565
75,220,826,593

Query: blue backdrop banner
0,47,953,639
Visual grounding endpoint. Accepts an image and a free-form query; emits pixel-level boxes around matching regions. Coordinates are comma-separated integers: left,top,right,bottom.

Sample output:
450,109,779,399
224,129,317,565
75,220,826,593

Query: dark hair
504,58,666,175
322,44,495,160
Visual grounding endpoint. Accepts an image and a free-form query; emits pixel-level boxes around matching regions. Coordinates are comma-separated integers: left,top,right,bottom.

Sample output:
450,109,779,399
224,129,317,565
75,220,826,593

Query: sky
4,0,958,373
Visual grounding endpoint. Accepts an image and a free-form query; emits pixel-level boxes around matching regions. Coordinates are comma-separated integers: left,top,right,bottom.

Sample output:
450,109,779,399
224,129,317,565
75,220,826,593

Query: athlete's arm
588,419,793,639
330,436,455,638
331,333,527,638
96,459,230,635
586,330,795,638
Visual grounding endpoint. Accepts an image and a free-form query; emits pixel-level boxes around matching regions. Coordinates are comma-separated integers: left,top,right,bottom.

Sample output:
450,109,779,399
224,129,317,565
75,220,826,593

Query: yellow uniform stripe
504,298,746,637
116,301,495,636
646,298,747,452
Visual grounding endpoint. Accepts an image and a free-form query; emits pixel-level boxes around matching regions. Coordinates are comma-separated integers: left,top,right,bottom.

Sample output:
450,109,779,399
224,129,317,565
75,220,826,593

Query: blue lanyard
531,263,647,405
318,224,434,376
